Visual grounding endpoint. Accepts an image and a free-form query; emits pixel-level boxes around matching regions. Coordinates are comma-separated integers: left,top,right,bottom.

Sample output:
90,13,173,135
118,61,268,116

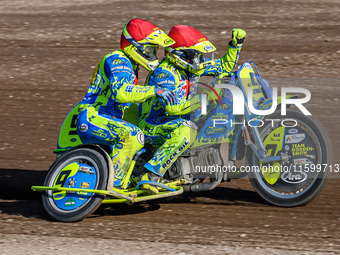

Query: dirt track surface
1,0,340,254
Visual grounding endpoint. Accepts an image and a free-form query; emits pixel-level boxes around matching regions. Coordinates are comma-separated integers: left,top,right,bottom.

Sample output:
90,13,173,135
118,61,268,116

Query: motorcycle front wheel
42,148,108,222
248,110,331,207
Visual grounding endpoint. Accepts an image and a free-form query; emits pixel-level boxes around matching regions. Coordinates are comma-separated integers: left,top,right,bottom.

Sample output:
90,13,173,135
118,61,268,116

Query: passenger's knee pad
136,131,144,146
182,120,198,131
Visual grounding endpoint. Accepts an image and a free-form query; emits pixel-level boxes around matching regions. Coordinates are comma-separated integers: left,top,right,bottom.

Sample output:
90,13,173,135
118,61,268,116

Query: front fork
243,120,282,163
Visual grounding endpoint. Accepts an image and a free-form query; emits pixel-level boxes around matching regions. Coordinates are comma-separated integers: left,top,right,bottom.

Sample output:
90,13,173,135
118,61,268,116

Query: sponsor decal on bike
304,153,316,159
80,182,90,189
212,113,228,120
204,126,227,136
291,143,315,156
66,178,76,187
77,191,88,198
198,136,225,144
64,198,76,206
92,130,107,138
285,133,305,144
219,103,231,111
54,193,64,199
288,128,299,134
281,171,308,184
78,166,94,175
293,158,313,165
162,138,190,169
79,123,88,132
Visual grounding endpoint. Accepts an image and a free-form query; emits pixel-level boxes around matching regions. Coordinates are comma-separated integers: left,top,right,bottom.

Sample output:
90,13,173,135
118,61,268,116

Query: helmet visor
142,44,159,58
193,52,215,70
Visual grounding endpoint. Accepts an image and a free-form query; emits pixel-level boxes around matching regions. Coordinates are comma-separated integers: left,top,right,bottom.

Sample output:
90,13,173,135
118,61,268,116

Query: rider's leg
139,118,197,194
77,106,144,187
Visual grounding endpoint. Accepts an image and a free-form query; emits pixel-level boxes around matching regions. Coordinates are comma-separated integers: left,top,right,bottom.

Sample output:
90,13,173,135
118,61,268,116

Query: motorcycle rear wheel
42,148,108,222
248,110,331,207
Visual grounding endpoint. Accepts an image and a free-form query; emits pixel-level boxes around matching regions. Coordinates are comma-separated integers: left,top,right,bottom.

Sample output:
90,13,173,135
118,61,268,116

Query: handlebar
213,72,232,86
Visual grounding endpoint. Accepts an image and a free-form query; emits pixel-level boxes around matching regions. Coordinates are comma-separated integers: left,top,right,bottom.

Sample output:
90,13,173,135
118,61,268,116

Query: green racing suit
139,41,242,176
58,50,160,186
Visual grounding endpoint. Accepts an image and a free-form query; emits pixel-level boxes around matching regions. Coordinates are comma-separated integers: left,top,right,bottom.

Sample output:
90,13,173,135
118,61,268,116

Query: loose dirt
1,0,339,254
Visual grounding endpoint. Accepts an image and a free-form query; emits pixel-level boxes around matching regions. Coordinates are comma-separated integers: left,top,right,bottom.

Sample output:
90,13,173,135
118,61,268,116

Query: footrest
136,181,176,192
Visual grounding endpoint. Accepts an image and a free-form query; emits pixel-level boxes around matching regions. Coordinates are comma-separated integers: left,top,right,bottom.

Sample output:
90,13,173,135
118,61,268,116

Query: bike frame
235,61,282,163
195,60,283,164
32,60,287,203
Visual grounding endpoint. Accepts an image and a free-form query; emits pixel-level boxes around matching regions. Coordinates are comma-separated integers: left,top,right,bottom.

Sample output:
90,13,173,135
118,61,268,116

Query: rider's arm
220,41,242,73
165,94,202,115
147,68,201,115
104,55,156,103
201,41,242,76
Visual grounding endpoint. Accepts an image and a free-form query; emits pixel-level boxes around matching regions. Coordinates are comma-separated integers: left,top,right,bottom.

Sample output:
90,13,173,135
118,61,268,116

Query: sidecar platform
31,179,186,204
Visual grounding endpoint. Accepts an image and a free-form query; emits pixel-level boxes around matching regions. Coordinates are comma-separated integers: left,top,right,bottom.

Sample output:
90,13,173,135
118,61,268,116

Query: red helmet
165,25,216,75
120,19,174,71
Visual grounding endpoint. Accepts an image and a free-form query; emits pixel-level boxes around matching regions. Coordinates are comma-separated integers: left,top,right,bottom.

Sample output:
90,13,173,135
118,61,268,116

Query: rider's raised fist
231,28,246,48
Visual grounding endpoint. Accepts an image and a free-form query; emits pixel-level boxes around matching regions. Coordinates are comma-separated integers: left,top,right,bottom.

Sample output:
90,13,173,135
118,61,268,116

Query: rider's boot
139,171,160,195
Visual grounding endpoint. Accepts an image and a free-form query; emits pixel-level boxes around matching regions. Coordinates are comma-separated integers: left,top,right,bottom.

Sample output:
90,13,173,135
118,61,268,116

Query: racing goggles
141,44,159,59
182,49,215,70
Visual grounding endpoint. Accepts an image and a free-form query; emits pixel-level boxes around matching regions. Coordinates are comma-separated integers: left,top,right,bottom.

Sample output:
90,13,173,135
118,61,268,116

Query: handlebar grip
218,72,231,79
215,72,231,85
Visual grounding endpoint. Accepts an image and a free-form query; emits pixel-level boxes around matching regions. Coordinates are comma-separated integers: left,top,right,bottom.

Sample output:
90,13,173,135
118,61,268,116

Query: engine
167,146,224,184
